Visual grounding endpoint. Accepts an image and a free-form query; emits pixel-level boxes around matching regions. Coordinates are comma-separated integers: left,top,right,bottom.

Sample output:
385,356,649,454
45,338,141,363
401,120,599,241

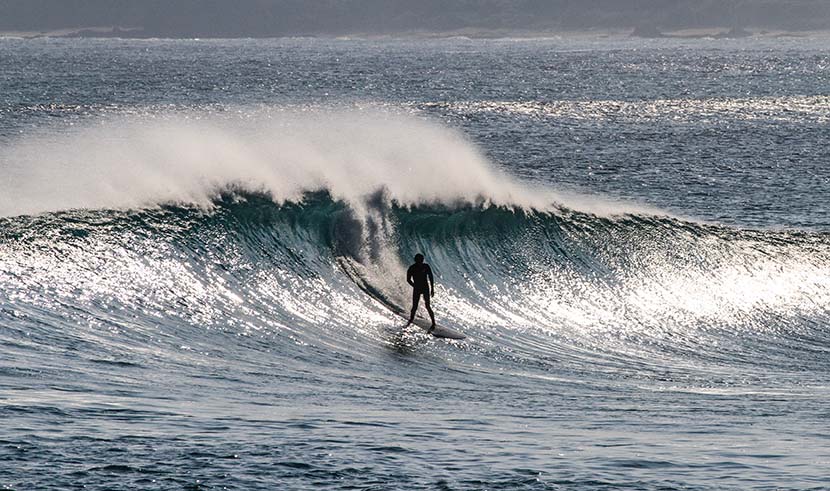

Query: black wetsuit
407,262,435,327
408,263,432,294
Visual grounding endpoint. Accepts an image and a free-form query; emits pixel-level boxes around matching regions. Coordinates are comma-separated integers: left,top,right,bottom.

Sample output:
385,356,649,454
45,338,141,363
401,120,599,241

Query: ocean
1,36,829,490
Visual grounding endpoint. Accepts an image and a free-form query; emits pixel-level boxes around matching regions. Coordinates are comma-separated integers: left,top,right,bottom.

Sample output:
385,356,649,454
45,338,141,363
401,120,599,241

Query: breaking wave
1,109,828,381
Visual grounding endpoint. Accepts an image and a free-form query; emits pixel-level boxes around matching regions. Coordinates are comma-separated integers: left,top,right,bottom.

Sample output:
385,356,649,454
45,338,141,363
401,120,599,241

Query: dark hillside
1,0,828,36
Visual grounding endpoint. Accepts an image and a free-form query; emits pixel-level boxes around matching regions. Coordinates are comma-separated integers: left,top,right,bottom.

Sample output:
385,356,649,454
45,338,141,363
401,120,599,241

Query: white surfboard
406,316,466,340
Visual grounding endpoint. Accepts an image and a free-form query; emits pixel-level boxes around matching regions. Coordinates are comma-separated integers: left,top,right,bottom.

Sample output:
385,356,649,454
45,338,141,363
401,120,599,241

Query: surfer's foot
428,324,436,333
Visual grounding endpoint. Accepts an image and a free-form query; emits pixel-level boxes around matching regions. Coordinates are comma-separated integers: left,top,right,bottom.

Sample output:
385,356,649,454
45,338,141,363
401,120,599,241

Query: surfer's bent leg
408,289,421,325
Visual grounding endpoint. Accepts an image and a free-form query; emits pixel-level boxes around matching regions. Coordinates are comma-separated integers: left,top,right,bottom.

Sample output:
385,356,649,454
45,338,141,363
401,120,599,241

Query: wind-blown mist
0,110,554,217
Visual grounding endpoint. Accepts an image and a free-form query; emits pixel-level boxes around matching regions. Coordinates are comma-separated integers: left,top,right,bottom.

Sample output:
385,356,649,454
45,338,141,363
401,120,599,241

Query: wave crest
0,108,562,217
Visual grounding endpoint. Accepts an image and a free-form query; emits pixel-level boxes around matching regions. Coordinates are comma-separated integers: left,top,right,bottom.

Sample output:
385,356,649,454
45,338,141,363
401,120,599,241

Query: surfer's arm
406,266,414,287
427,265,434,296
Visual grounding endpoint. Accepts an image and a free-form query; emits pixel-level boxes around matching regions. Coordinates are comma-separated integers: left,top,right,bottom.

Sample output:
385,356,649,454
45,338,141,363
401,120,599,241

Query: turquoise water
1,37,829,490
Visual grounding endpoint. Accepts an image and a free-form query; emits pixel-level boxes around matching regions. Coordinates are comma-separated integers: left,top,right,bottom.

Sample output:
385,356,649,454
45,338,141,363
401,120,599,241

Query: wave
1,108,828,379
1,192,828,379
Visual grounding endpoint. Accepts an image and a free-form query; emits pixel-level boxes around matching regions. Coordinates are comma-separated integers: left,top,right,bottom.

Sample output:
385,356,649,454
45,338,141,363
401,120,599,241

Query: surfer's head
414,253,424,264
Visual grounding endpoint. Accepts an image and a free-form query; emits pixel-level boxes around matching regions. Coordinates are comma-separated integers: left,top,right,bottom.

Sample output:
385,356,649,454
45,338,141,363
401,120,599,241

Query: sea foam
0,107,661,218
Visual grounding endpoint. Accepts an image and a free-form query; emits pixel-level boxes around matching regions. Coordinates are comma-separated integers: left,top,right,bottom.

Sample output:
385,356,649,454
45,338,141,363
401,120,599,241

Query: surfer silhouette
406,253,435,330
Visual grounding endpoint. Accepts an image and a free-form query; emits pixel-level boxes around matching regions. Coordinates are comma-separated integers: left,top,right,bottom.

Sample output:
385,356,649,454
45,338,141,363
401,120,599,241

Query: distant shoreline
1,26,827,41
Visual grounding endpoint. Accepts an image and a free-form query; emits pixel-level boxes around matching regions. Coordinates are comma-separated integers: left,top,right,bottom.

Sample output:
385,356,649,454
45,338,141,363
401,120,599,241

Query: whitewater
1,37,829,490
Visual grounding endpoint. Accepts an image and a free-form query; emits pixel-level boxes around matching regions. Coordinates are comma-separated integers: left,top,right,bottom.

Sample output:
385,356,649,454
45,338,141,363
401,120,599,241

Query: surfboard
405,316,466,340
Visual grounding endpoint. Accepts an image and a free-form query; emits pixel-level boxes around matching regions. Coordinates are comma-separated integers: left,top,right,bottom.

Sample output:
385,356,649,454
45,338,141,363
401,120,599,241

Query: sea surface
1,35,829,490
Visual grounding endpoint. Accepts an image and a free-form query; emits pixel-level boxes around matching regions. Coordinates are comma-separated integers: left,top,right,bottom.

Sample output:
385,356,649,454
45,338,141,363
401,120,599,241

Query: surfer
406,253,435,330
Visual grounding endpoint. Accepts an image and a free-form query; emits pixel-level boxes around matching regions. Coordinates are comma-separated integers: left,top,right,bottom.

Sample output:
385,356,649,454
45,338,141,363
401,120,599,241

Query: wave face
3,191,828,376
